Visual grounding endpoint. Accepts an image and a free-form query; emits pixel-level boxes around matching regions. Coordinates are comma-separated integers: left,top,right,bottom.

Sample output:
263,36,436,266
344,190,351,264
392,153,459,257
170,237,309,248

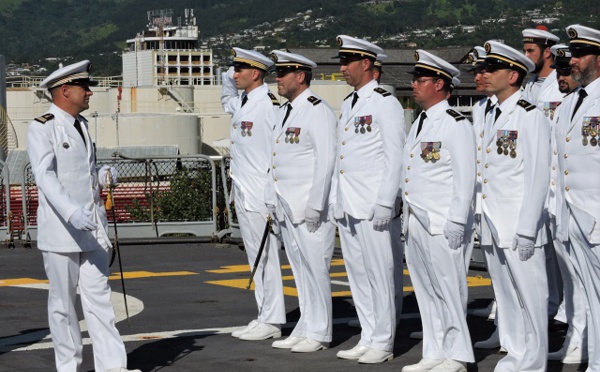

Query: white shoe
272,336,305,349
238,323,281,341
402,358,444,372
410,331,423,340
429,359,467,372
358,348,393,364
106,369,142,372
336,344,371,360
474,328,500,349
291,338,328,353
231,319,257,338
488,300,497,320
472,300,496,319
557,346,587,364
347,318,361,328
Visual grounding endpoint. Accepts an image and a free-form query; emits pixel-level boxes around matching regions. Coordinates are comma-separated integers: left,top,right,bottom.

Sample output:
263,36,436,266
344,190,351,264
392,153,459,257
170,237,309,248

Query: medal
241,130,247,137
510,150,517,158
247,130,252,136
367,125,372,132
591,137,598,147
496,139,503,147
355,128,359,134
497,147,503,155
503,148,509,156
360,127,366,134
583,137,589,146
432,151,440,160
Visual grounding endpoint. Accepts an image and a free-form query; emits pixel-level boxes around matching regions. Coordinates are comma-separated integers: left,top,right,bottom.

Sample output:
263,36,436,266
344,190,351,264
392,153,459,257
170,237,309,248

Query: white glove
225,66,235,80
98,165,118,188
69,208,97,231
368,204,393,232
327,203,338,226
443,220,465,250
513,234,535,261
266,204,280,235
305,208,321,233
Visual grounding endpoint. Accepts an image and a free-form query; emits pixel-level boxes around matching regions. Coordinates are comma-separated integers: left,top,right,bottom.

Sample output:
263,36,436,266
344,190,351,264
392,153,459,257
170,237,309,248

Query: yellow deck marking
205,261,490,297
0,271,198,287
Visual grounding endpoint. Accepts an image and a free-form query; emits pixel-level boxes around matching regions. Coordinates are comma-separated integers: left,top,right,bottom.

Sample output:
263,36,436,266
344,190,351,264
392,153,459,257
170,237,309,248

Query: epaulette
344,92,354,101
517,99,535,111
307,96,321,105
34,113,54,124
446,109,466,121
268,92,280,106
374,87,391,97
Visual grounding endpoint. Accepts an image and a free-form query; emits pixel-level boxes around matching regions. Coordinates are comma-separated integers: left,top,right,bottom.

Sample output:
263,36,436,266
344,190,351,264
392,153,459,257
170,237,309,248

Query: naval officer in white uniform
26,61,140,372
553,24,600,370
220,47,286,341
265,50,337,353
400,50,475,372
480,41,551,372
330,35,405,364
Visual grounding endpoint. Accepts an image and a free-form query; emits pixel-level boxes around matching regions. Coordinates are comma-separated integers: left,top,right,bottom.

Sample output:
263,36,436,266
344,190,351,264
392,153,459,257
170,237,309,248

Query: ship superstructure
123,9,214,87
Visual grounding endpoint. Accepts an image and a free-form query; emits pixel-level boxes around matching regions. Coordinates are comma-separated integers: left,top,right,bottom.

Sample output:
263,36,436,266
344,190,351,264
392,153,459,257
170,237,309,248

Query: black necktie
74,119,86,146
351,92,359,108
494,107,502,123
241,94,248,107
571,89,587,120
282,104,292,127
416,112,427,136
485,99,493,116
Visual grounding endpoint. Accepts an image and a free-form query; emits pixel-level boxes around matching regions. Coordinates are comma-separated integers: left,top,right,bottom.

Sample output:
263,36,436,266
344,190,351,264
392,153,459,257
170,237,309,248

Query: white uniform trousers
405,214,474,363
551,218,587,351
481,234,548,371
235,188,286,325
338,214,397,352
390,215,405,323
280,210,335,342
567,215,600,370
42,249,127,372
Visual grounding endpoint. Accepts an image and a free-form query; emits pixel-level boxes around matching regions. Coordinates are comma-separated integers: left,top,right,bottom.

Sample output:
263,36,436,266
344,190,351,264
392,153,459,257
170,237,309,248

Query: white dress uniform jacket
221,71,279,214
554,79,600,244
402,101,476,235
523,72,564,111
331,79,405,219
473,96,497,218
480,92,551,247
27,104,110,252
265,88,337,220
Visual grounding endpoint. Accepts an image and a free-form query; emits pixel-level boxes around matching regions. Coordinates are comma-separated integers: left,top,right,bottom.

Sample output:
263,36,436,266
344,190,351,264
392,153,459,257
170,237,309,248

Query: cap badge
484,42,492,54
413,51,419,61
557,49,566,57
568,27,578,39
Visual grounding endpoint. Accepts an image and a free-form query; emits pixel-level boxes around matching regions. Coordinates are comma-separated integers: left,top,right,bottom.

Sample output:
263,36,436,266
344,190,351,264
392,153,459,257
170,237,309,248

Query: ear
361,58,371,72
295,70,305,83
508,70,520,85
543,47,553,60
434,78,444,92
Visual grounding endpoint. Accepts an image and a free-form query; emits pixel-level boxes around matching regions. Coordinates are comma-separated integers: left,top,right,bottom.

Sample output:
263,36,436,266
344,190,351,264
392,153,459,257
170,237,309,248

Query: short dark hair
297,70,312,86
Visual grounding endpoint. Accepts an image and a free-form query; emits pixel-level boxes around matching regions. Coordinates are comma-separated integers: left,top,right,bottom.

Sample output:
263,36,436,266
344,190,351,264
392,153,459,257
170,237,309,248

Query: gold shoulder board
446,109,466,121
517,99,535,111
34,113,54,124
307,96,322,105
268,92,280,106
374,87,391,97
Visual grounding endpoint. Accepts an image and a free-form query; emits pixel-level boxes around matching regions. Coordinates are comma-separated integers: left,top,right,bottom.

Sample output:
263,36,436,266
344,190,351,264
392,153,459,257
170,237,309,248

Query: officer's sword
105,169,131,325
246,215,272,290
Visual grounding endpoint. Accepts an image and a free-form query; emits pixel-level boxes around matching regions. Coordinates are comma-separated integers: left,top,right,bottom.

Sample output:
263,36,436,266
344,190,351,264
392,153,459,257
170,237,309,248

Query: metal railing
14,154,238,246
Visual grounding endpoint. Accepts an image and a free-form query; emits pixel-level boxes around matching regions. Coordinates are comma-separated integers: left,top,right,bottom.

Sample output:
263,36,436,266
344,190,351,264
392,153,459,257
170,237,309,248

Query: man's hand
368,204,393,232
69,208,97,231
305,208,321,233
513,235,535,261
443,220,465,250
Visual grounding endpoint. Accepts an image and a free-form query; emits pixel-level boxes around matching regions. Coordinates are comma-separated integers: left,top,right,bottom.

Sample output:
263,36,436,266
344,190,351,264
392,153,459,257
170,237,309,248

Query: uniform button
340,155,344,159
273,165,276,169
231,141,235,145
482,194,487,199
345,127,349,131
477,146,482,151
565,186,570,191
273,152,276,156
485,164,489,168
484,179,488,184
486,148,491,153
233,125,237,129
405,178,409,183
407,166,411,170
554,150,558,155
564,170,569,175
552,166,556,170
410,154,414,158
340,170,344,174
477,172,481,176
552,181,556,186
564,154,568,159
274,177,278,182
566,137,571,142
276,140,280,144
480,132,484,138
477,160,481,164
405,191,409,196
342,141,346,145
